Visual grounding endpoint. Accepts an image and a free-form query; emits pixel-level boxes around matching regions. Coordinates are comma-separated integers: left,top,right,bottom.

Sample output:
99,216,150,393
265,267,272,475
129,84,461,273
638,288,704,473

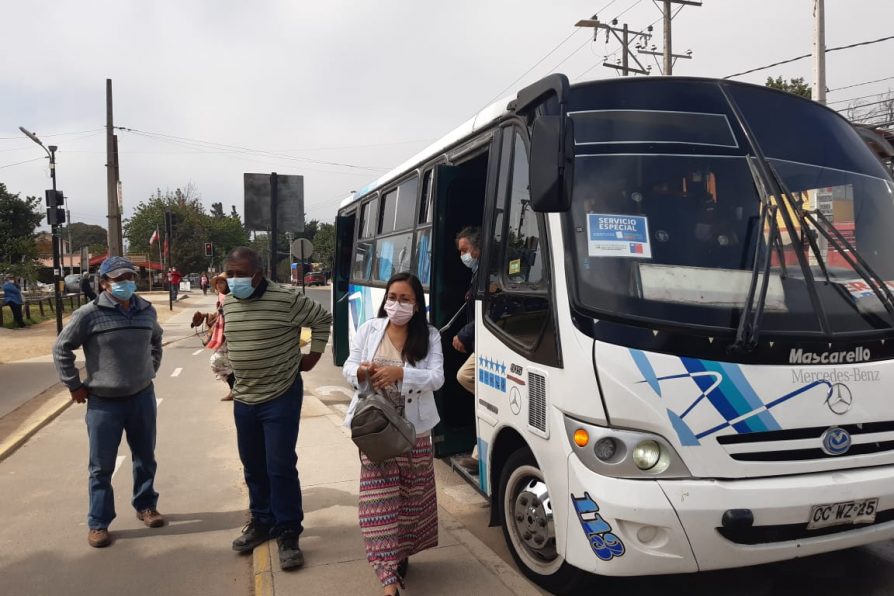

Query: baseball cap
99,256,137,278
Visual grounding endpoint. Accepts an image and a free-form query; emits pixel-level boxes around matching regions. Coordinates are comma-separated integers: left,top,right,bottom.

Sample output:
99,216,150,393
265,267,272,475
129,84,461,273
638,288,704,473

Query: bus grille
717,421,894,462
717,509,894,544
528,372,547,433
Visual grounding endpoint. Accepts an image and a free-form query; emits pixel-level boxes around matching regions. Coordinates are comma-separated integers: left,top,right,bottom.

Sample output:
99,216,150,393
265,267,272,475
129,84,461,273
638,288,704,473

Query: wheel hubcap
508,473,556,564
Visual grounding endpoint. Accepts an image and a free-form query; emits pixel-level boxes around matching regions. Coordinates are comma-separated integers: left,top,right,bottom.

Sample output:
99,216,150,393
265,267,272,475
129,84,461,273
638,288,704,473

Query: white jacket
342,317,444,434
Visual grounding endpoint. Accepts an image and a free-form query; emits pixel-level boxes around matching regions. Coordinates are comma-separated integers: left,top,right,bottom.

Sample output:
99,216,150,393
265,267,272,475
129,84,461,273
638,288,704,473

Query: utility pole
66,209,74,276
634,1,700,75
575,17,651,76
106,79,124,256
813,0,827,104
270,172,279,282
286,231,294,284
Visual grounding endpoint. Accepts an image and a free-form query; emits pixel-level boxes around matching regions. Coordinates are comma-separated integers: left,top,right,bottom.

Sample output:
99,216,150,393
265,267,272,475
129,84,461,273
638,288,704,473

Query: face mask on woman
384,300,415,326
109,280,136,301
227,277,255,299
461,252,478,269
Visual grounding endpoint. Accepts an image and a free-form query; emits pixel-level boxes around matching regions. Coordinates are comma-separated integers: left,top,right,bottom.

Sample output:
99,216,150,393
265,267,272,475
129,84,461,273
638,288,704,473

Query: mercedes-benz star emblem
825,383,853,415
509,387,522,416
821,427,852,456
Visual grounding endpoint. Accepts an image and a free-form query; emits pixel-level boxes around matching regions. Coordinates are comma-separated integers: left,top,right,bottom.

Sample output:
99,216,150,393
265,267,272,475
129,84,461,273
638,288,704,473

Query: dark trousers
85,385,159,529
6,301,25,327
234,373,304,535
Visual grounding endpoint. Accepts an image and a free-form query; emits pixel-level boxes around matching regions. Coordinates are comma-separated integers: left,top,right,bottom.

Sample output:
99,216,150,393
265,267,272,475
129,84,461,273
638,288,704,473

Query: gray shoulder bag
350,380,416,464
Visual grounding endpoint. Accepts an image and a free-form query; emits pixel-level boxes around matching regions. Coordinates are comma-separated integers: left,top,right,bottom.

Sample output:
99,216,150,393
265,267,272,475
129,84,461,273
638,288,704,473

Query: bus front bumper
565,457,894,575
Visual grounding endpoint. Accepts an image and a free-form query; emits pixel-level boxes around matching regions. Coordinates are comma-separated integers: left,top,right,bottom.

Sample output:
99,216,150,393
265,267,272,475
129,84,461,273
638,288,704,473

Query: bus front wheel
498,447,587,594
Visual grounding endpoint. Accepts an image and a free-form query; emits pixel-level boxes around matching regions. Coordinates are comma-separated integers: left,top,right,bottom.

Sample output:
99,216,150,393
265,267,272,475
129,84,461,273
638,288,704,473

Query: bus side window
485,130,552,356
415,169,434,286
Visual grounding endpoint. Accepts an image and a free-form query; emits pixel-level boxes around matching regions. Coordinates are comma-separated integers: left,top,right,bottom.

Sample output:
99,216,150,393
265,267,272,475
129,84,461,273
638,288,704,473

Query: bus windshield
566,87,894,337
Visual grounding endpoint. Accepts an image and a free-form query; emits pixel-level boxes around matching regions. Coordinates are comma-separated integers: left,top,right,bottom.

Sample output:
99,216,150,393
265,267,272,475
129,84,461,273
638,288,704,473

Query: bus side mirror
529,115,574,212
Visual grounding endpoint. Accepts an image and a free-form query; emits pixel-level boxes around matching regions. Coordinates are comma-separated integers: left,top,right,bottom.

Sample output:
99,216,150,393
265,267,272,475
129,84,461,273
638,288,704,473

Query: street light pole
19,126,64,334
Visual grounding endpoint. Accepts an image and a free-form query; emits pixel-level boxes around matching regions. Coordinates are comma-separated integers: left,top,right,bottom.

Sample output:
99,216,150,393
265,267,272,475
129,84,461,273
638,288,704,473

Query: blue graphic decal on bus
571,493,625,561
629,349,832,445
478,355,507,393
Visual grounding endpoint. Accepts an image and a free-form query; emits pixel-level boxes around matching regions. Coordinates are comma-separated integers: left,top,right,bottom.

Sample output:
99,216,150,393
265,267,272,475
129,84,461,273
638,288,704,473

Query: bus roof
338,95,513,210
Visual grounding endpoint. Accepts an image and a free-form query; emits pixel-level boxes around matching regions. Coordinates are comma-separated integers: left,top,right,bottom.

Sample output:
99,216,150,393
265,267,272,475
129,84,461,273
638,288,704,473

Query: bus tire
498,447,588,594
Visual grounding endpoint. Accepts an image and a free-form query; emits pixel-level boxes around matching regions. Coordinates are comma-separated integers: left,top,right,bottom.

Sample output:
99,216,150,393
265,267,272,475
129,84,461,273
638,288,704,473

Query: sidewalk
252,392,541,596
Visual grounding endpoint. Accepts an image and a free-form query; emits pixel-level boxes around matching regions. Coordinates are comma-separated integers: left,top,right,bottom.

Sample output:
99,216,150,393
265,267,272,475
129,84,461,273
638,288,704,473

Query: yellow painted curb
0,390,72,463
253,540,274,596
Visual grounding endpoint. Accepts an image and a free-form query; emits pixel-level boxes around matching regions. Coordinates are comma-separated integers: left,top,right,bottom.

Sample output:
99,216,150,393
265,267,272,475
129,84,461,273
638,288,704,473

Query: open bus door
333,212,356,366
429,163,479,458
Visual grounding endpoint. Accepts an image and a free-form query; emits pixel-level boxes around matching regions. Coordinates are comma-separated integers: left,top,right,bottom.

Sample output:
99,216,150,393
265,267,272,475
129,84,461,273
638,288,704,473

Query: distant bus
332,74,894,593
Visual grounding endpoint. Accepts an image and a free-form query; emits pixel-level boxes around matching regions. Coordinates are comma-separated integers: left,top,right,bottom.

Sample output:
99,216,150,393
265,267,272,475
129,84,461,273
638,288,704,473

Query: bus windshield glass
566,86,894,336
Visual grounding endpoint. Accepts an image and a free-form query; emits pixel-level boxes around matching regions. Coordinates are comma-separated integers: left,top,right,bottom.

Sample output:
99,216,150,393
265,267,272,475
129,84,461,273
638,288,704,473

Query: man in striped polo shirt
223,246,332,571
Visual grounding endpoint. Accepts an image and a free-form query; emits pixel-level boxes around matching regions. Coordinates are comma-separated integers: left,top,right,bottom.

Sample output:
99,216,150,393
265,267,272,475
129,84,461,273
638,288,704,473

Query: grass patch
1,302,58,329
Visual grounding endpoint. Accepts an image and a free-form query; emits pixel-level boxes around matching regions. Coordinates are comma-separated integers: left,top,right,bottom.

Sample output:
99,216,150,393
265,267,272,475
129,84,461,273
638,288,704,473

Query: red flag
149,228,159,245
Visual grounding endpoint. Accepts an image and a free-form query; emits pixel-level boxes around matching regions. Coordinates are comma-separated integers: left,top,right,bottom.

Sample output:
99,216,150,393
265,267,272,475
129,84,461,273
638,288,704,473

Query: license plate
807,498,879,530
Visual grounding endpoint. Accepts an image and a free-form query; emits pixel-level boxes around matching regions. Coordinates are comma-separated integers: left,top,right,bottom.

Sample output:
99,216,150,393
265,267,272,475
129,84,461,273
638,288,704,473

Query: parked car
303,271,326,286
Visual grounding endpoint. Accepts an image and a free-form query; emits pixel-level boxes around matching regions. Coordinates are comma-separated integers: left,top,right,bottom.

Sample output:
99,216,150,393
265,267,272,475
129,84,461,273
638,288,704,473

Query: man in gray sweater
53,256,165,548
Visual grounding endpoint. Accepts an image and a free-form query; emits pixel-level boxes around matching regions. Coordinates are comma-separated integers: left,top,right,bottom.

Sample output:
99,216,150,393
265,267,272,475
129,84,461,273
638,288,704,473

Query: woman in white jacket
343,272,444,596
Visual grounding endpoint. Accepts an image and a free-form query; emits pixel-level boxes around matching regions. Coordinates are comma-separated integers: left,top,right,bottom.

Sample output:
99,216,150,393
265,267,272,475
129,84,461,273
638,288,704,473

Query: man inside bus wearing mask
452,227,481,474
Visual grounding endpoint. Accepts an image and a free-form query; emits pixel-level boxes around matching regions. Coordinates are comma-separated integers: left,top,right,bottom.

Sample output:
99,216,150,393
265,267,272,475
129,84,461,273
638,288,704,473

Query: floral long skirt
358,435,439,587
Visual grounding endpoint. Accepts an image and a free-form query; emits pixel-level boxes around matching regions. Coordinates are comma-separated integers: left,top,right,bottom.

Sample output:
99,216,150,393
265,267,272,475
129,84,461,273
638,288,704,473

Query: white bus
332,74,894,593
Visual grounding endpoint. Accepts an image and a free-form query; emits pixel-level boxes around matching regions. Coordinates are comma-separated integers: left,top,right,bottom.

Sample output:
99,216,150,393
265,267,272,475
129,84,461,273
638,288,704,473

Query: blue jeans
234,373,304,535
85,385,159,529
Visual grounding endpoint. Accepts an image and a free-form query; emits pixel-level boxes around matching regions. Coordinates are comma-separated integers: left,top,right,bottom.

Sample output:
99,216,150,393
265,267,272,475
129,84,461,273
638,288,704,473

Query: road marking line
112,455,126,479
192,349,204,356
171,368,183,377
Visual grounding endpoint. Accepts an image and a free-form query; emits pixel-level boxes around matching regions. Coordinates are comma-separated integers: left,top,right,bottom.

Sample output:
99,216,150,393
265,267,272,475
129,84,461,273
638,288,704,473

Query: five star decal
478,355,507,393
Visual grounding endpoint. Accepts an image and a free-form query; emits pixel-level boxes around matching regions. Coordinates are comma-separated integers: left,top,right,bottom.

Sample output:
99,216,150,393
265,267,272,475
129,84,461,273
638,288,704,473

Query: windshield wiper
766,161,894,320
731,158,781,353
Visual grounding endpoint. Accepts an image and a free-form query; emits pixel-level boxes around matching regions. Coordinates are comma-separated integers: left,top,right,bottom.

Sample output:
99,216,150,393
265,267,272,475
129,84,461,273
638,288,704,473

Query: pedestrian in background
52,256,165,548
191,274,234,400
223,247,332,571
168,267,182,301
81,270,97,301
200,273,209,295
2,274,27,328
343,272,444,595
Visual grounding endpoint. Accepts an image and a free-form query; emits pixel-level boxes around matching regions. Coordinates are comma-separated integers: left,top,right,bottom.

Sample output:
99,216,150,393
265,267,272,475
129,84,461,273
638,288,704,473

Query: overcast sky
2,0,892,235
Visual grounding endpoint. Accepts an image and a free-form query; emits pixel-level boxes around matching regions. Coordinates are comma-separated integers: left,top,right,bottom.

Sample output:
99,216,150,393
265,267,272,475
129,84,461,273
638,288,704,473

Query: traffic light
45,189,64,207
47,207,66,225
204,242,213,257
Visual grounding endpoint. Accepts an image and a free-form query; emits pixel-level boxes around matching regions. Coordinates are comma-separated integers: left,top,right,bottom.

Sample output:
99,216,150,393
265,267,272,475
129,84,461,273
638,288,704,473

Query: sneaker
232,520,271,553
88,528,111,548
136,508,165,528
277,530,304,570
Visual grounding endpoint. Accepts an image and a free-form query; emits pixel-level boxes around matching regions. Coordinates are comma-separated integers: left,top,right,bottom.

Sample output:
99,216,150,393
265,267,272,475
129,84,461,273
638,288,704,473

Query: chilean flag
149,228,160,245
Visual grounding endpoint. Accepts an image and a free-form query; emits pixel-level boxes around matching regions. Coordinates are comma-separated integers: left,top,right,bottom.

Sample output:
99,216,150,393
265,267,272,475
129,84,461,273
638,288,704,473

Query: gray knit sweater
53,292,164,398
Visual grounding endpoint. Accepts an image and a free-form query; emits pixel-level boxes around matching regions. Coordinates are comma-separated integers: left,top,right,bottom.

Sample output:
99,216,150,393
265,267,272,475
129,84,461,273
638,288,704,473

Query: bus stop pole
300,243,306,295
270,172,278,282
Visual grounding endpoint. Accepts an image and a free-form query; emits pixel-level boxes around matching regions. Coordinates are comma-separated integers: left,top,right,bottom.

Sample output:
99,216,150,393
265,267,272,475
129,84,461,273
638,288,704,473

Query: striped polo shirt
223,280,332,404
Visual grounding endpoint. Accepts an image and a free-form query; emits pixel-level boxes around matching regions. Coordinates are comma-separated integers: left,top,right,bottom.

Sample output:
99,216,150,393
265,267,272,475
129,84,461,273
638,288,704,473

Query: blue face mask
227,276,256,299
109,280,136,301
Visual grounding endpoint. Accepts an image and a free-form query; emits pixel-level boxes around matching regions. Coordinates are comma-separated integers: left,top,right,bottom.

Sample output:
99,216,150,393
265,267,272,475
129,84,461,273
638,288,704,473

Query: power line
614,0,644,21
725,34,894,80
827,90,892,106
116,127,388,172
829,75,894,93
0,156,44,169
0,128,102,141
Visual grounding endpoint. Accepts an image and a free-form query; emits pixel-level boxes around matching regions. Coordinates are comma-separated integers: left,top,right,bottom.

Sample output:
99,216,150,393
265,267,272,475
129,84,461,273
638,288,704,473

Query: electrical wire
827,90,893,106
725,35,894,80
0,156,45,169
0,128,103,141
829,75,894,93
613,0,644,21
116,127,388,172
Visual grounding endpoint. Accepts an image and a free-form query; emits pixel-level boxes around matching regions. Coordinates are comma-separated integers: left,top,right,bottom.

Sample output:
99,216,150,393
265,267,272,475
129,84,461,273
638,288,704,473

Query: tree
313,222,336,273
0,183,43,279
124,186,249,274
210,202,226,218
765,76,811,99
68,222,108,254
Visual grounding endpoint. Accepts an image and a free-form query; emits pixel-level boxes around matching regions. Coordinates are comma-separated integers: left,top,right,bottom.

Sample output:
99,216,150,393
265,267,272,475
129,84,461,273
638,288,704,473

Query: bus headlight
563,415,690,479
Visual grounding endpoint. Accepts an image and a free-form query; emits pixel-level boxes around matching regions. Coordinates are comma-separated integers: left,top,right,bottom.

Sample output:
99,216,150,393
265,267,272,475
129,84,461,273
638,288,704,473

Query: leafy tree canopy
0,182,43,278
68,222,108,254
765,76,811,99
124,185,249,274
